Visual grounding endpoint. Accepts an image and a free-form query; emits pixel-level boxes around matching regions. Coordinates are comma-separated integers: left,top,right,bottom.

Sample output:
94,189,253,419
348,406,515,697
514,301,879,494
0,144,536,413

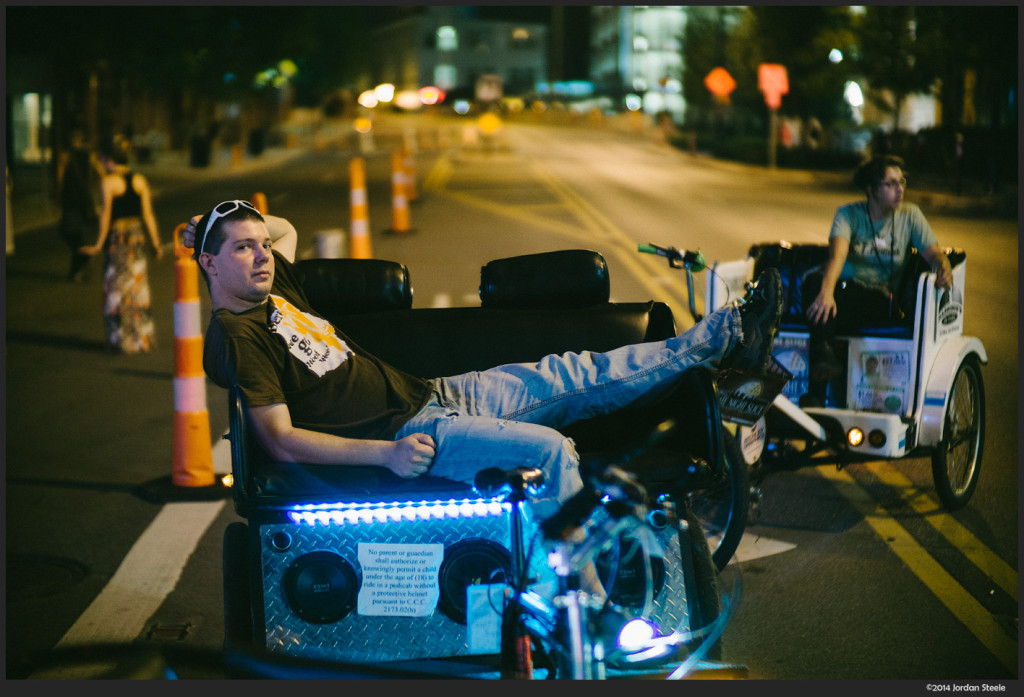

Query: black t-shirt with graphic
203,251,431,440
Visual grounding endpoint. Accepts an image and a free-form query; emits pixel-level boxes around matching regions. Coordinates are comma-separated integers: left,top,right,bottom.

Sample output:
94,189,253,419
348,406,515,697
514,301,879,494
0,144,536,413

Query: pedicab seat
226,249,726,519
748,242,966,339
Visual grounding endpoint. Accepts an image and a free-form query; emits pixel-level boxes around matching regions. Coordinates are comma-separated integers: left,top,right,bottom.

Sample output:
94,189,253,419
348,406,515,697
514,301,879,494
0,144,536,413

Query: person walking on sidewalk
80,137,164,353
57,126,104,282
799,154,953,407
180,201,784,521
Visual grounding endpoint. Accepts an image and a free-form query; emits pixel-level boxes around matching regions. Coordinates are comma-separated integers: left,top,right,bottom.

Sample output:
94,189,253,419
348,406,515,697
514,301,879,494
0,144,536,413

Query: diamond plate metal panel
251,497,693,665
645,526,691,634
257,500,519,664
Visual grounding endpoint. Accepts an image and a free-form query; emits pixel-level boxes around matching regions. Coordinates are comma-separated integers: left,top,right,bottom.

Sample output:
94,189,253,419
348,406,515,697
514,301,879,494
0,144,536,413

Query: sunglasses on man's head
199,200,261,254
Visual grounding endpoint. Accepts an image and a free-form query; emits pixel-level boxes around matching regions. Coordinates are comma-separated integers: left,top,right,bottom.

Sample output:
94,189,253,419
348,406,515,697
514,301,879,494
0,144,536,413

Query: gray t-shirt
829,201,938,292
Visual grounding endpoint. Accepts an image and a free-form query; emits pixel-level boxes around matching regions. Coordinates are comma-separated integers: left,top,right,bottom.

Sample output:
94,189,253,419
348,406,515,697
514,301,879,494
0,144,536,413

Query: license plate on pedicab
716,357,793,425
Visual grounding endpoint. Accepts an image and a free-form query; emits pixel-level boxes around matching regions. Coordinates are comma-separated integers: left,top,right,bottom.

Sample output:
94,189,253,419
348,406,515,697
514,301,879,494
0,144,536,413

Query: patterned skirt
102,217,155,353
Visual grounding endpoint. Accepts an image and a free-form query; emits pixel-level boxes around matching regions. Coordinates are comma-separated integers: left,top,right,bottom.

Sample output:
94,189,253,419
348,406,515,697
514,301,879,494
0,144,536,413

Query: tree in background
856,5,1016,188
854,6,935,133
683,7,857,136
745,5,857,126
681,6,746,134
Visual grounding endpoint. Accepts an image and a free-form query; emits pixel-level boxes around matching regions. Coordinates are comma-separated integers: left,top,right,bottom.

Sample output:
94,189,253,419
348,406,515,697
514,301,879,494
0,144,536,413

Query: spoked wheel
222,522,254,650
687,432,749,571
931,356,985,510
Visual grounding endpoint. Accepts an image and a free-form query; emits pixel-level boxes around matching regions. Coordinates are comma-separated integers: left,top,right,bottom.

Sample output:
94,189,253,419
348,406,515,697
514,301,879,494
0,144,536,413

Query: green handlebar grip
692,250,706,271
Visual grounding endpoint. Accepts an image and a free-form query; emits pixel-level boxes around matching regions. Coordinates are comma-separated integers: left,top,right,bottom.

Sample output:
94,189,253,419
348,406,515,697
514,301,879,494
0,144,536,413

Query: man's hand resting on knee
248,402,435,478
387,433,436,478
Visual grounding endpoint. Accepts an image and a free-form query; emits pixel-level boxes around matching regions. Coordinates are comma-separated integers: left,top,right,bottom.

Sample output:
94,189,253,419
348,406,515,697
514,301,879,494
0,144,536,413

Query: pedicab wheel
682,507,724,661
688,431,749,571
931,356,985,510
222,522,254,650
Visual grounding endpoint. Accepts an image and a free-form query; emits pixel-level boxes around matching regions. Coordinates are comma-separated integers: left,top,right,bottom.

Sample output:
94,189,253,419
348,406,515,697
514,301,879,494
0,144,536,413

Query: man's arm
181,212,297,261
247,402,436,479
918,244,953,289
262,215,297,262
806,235,849,324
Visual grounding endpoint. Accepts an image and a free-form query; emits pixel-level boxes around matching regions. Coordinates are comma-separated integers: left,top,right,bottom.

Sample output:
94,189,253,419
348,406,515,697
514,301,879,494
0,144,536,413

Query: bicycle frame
491,463,739,680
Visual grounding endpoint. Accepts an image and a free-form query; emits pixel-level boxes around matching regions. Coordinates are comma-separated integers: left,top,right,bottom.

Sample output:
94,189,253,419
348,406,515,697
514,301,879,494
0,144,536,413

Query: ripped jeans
394,305,743,520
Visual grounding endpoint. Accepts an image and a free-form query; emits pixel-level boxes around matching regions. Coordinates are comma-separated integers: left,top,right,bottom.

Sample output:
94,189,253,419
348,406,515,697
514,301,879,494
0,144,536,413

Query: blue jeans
395,305,743,519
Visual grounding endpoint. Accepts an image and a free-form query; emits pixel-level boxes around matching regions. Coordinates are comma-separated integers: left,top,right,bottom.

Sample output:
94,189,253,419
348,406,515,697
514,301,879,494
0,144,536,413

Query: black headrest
296,258,412,315
479,249,610,308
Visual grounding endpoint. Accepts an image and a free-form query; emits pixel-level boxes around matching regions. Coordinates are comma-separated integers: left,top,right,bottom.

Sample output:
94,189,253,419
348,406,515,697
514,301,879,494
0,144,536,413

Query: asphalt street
5,114,1017,682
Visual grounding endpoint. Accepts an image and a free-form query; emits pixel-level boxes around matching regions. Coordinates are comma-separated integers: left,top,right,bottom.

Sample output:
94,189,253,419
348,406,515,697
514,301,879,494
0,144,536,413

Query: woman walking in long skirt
80,136,163,353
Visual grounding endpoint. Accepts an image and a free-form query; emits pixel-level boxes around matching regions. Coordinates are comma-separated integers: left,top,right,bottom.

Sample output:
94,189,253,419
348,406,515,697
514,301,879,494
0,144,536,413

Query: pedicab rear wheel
222,522,254,650
688,432,749,571
931,356,984,510
682,506,725,661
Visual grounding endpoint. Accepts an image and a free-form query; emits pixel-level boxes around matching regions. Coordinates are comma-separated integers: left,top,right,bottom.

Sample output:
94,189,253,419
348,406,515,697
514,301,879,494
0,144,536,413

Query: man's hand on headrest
183,214,202,250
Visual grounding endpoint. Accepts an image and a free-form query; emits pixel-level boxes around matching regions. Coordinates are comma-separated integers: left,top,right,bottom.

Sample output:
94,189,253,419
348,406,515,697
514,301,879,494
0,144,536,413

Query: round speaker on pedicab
283,551,360,624
596,534,666,609
437,538,512,624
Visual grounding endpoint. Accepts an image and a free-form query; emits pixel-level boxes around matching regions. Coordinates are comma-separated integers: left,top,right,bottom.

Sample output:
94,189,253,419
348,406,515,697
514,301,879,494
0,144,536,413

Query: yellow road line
818,466,1017,673
425,154,595,242
527,160,695,327
422,152,451,191
873,461,1017,600
425,152,697,324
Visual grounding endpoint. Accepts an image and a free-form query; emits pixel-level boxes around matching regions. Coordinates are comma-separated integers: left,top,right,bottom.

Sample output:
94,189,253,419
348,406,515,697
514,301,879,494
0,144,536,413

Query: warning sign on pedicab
357,543,444,617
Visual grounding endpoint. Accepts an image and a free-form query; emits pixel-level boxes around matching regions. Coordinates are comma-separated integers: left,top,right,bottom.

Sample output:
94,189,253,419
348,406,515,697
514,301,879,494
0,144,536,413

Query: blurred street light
844,81,864,108
374,83,395,103
394,90,421,110
418,86,444,106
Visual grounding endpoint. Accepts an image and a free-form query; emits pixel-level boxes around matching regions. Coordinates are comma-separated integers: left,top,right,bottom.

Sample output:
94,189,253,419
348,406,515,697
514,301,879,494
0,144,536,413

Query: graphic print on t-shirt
268,295,352,376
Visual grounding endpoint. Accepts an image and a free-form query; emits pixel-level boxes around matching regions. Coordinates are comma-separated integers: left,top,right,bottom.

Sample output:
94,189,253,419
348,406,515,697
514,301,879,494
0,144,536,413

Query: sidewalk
6,144,306,239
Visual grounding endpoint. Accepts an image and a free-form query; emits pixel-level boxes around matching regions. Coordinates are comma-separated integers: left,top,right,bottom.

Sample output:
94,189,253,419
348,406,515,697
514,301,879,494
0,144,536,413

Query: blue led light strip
285,497,511,527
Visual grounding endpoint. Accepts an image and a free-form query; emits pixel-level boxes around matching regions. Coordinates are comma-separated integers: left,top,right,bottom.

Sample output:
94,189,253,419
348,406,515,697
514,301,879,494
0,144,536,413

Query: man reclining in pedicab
181,201,785,594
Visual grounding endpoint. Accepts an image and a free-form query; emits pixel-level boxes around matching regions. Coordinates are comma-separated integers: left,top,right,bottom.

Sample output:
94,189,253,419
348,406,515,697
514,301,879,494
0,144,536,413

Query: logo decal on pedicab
934,284,963,341
736,380,764,398
740,418,766,465
719,378,769,418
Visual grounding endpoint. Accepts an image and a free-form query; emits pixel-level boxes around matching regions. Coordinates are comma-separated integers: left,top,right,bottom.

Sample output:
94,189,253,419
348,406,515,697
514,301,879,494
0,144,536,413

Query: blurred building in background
369,6,548,109
6,5,1015,205
589,6,688,124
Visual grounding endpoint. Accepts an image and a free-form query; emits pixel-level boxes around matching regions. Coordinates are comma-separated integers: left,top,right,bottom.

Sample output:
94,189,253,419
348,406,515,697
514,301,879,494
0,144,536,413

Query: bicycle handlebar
639,243,706,272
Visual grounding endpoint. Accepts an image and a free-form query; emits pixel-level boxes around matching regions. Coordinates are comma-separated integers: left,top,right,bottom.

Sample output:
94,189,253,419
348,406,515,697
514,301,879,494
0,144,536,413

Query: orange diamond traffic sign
704,67,736,97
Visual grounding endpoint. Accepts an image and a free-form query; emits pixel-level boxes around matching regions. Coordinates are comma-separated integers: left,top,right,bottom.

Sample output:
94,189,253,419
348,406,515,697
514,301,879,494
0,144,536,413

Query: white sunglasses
199,200,261,254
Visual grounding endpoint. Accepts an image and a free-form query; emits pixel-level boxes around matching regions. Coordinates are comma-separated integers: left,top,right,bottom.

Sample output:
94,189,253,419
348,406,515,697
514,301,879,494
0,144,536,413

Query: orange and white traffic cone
389,148,411,234
402,144,418,203
251,192,268,215
171,222,215,488
349,157,372,258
